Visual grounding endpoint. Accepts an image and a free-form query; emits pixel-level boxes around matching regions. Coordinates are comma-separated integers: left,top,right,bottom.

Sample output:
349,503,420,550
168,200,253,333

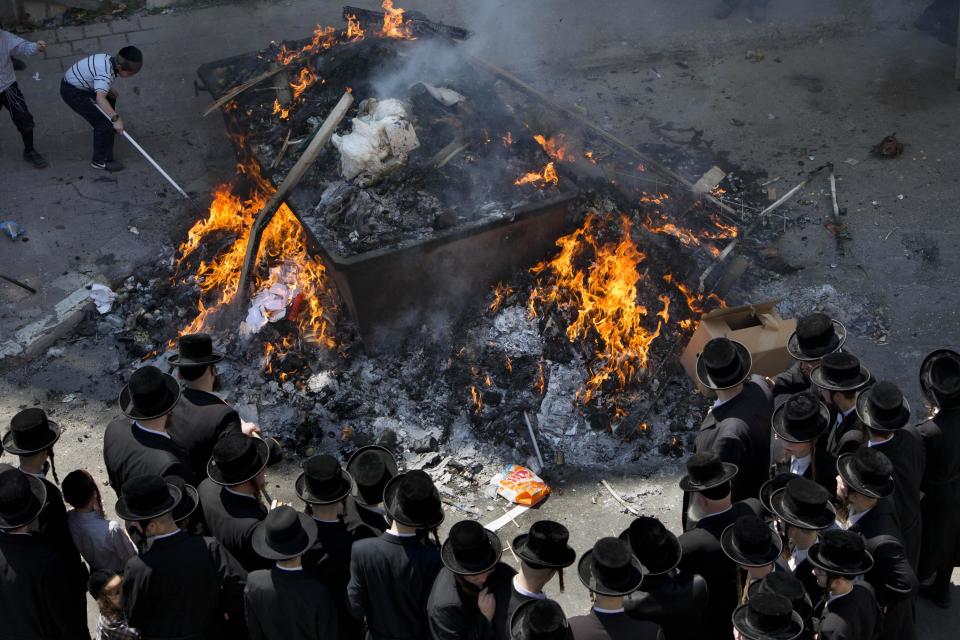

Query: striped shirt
1,30,39,93
64,53,114,93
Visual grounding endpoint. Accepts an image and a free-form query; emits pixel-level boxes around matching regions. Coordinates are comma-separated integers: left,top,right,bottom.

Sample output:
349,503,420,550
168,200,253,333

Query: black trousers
0,82,35,150
60,79,115,163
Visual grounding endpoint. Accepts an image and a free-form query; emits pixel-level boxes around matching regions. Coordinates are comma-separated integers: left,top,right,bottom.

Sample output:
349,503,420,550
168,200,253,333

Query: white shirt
275,563,303,571
835,406,856,426
513,576,547,600
847,506,873,528
790,455,812,477
788,546,809,571
1,30,39,93
384,530,416,538
867,436,892,448
698,505,733,522
826,588,853,608
593,607,625,614
134,422,171,440
64,53,114,93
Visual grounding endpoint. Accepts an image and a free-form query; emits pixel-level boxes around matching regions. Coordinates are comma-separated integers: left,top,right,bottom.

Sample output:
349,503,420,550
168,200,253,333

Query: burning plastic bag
493,464,550,507
331,98,419,184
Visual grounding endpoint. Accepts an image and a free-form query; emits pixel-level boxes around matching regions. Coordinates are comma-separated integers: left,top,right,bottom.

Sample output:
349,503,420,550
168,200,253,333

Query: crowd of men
1,317,959,640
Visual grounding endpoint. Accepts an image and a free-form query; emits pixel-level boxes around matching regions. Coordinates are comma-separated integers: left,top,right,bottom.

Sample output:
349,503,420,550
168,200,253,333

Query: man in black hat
769,312,847,402
694,337,773,502
119,474,247,639
245,505,338,640
808,530,879,640
297,454,362,640
103,366,194,498
347,470,445,640
568,537,660,640
621,517,707,640
915,348,960,607
746,573,813,640
771,393,837,496
732,592,803,640
810,352,872,458
427,520,516,640
343,444,398,539
199,432,272,571
509,598,572,640
0,463,90,639
853,381,925,571
836,448,917,640
167,474,202,533
720,514,784,597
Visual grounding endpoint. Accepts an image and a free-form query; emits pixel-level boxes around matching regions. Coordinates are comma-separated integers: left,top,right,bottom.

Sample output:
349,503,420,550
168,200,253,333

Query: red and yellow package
496,464,550,507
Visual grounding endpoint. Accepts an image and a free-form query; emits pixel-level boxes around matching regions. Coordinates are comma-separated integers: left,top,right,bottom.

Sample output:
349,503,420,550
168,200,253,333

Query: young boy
62,469,137,572
88,570,139,640
0,29,47,167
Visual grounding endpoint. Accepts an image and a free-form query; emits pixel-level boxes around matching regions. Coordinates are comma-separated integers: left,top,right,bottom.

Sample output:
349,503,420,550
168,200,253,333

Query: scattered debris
0,273,37,294
745,49,765,62
692,166,727,194
843,158,859,166
331,97,420,183
494,464,550,506
412,82,466,107
0,220,26,240
871,133,904,158
87,283,117,314
600,479,641,516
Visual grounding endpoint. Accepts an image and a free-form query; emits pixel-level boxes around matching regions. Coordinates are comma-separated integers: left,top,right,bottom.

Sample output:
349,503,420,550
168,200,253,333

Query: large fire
381,0,415,39
515,162,559,187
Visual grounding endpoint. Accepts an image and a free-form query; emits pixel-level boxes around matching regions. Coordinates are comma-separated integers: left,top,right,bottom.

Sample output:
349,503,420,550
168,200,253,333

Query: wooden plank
202,66,285,117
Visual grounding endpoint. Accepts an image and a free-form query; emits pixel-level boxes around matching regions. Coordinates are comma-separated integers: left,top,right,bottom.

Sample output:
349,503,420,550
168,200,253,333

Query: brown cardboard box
680,300,796,395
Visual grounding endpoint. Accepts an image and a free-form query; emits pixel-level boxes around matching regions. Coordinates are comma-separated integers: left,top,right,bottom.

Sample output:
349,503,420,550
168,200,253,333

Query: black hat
771,393,830,443
770,478,836,530
347,445,398,507
920,349,960,409
679,451,738,493
748,572,813,622
855,381,910,432
732,592,804,640
721,515,782,567
167,475,199,523
115,475,181,522
510,599,573,640
441,520,502,575
207,433,270,486
3,408,62,455
810,352,871,392
577,537,644,596
837,447,894,499
0,464,47,529
619,516,682,575
697,338,753,390
167,333,224,367
787,313,846,361
118,366,181,420
807,529,873,577
251,505,318,560
513,520,577,569
760,473,800,516
296,455,353,505
382,470,444,529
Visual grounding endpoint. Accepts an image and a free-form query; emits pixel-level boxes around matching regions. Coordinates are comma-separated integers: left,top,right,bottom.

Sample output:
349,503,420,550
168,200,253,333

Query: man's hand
478,587,495,621
113,117,124,134
35,41,47,52
241,420,261,436
107,88,118,100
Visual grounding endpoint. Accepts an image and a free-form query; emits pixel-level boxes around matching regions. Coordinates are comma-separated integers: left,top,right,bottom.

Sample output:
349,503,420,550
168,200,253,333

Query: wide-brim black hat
679,456,738,493
769,484,836,531
696,339,753,390
0,467,47,529
721,519,783,568
382,471,445,529
173,484,199,522
732,596,804,640
2,408,62,456
251,510,318,560
510,599,573,640
115,482,181,522
618,518,682,576
347,445,399,507
810,360,871,392
807,537,873,577
118,369,181,421
167,333,225,367
207,436,270,486
855,384,910,432
760,473,800,515
771,395,830,443
787,318,847,362
577,547,644,596
747,573,813,622
295,467,354,505
920,349,960,409
513,521,577,569
837,452,893,499
441,522,502,575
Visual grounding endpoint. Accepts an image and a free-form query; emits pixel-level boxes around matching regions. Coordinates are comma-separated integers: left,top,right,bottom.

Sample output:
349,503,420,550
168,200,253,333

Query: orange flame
662,274,726,316
502,131,513,146
534,360,546,395
469,385,483,414
643,215,701,248
584,150,598,165
381,0,415,39
289,67,318,101
276,24,338,65
489,282,514,313
346,14,365,40
504,355,513,373
533,134,573,163
701,213,739,240
514,162,559,187
272,97,290,120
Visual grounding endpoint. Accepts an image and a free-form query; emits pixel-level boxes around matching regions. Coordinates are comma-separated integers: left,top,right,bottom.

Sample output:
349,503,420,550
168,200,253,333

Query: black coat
770,362,815,403
347,532,444,640
869,429,925,571
695,379,773,502
0,531,90,640
123,530,247,640
427,563,515,640
916,407,960,578
244,566,338,640
826,410,863,459
493,574,533,640
568,610,661,640
198,478,270,572
342,496,389,540
168,388,242,482
770,440,838,499
815,583,879,640
791,556,822,608
624,569,708,640
103,418,195,498
303,516,363,640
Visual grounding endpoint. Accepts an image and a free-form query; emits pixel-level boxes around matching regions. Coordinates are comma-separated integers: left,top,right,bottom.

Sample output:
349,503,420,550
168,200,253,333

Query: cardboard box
680,300,796,395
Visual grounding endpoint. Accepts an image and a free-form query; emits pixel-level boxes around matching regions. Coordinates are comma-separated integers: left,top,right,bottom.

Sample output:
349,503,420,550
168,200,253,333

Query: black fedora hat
721,515,782,568
619,516,682,575
441,520,502,576
347,445,398,507
770,478,836,530
167,475,199,523
787,313,846,362
167,333,224,367
296,455,353,505
115,475,181,522
118,366,181,421
251,505,318,560
577,537,644,596
760,473,800,516
771,393,830,443
732,592,804,640
0,464,47,529
919,349,960,409
383,470,444,529
513,520,577,569
855,381,910,432
810,352,871,393
679,451,738,493
837,448,893,499
697,338,753,390
3,408,62,456
807,529,873,577
748,572,813,622
510,598,573,640
207,433,270,486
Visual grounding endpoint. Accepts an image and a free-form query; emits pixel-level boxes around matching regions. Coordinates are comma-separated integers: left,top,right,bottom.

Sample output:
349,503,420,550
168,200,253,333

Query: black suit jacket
347,532,443,640
103,418,195,498
770,362,815,403
244,566,338,640
303,516,362,640
123,530,247,640
0,531,90,640
198,478,270,572
568,610,661,640
342,496,389,540
916,407,960,576
815,584,879,640
869,430,925,570
826,410,864,459
624,569,707,640
168,388,242,482
427,563,515,640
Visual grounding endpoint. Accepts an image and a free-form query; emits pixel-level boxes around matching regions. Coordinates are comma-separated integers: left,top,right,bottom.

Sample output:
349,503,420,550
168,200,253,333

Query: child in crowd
63,469,137,572
89,570,139,640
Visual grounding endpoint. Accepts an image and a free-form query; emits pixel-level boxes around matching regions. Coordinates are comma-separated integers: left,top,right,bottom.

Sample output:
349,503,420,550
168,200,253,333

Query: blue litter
0,221,26,240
